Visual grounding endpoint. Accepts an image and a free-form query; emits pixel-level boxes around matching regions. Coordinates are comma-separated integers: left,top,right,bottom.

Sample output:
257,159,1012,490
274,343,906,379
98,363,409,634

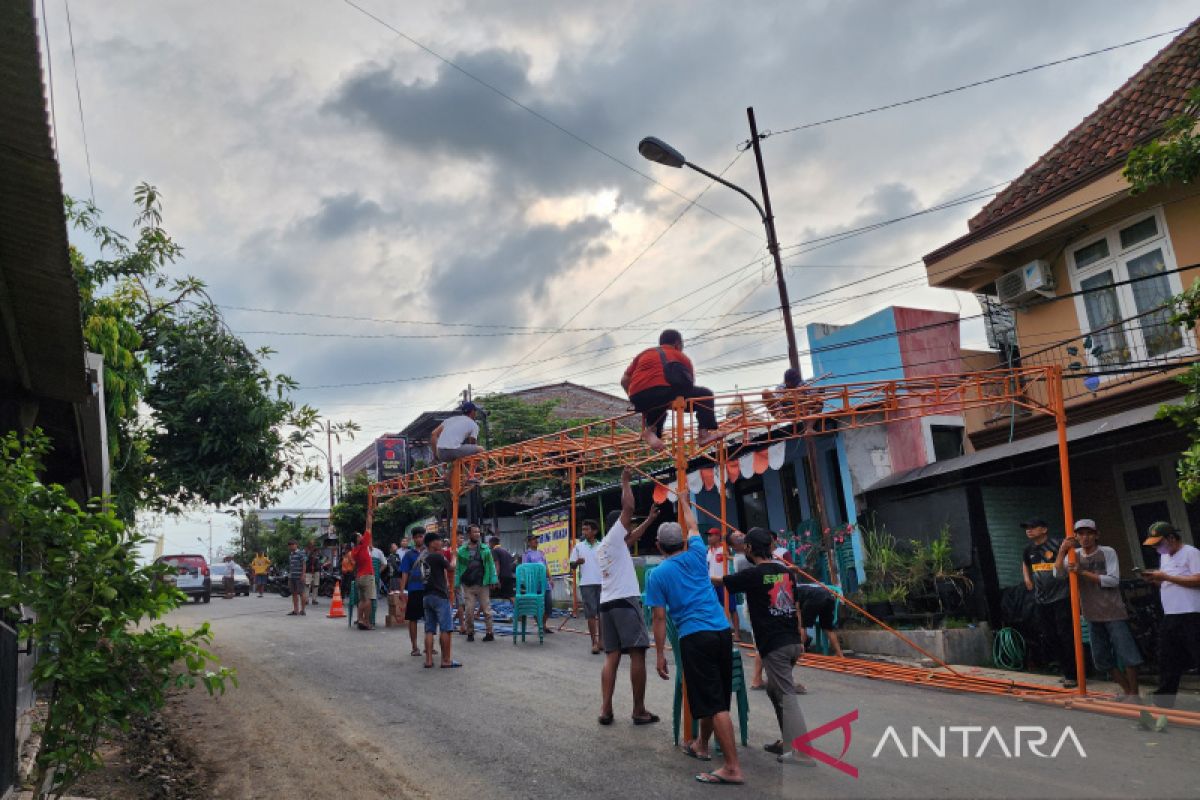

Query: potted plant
861,584,894,619
928,525,973,614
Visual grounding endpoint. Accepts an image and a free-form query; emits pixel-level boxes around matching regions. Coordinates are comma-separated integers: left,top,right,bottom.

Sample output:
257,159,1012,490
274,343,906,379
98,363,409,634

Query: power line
756,26,1187,141
62,0,94,204
339,0,758,239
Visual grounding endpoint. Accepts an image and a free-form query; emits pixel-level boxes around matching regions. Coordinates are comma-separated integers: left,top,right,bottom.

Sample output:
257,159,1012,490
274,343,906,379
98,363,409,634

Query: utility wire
63,0,95,204
756,26,1187,141
340,0,758,238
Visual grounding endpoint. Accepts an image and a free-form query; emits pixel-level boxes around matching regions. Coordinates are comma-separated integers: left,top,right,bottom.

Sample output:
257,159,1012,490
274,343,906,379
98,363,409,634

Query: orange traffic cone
327,581,346,619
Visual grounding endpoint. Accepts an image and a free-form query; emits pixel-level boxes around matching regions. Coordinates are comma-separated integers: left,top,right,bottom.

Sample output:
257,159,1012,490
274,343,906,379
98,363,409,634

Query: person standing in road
620,329,723,452
305,541,322,607
432,402,485,471
1020,518,1077,688
351,531,376,630
1141,522,1200,707
1053,520,1142,700
646,502,742,785
707,527,741,641
596,467,660,726
421,532,461,669
456,524,498,642
570,519,604,654
490,536,515,600
522,534,554,634
400,529,428,657
287,540,307,616
716,527,814,766
251,551,271,597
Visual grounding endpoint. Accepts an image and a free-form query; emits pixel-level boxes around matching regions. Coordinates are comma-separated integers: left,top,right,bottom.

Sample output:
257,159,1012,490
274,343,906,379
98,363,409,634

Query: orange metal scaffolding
366,365,1180,721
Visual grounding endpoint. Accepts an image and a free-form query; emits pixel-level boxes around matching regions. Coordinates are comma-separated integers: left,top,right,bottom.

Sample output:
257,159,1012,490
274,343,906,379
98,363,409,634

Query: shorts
599,597,650,653
404,589,426,621
307,572,320,588
679,628,734,720
496,576,515,600
288,576,305,594
255,574,268,588
1088,618,1144,672
713,584,739,609
355,574,377,601
580,584,601,620
423,594,453,634
802,594,839,631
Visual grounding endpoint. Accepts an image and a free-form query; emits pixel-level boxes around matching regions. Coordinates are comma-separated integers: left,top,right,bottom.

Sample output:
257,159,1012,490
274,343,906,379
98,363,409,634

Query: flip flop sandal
423,663,434,669
287,611,298,616
440,661,463,668
410,649,422,657
682,745,712,762
597,714,614,726
632,714,660,725
749,684,765,691
695,772,744,785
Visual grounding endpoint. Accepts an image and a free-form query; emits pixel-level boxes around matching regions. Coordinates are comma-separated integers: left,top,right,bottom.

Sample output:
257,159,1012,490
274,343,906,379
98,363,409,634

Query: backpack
656,347,694,390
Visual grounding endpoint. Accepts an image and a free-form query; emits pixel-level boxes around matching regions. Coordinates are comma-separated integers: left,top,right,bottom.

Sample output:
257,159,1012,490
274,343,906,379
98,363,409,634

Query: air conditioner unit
996,260,1055,306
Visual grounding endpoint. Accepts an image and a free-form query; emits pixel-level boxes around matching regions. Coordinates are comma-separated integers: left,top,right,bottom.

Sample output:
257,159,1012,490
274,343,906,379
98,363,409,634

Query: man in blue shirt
399,529,428,658
645,502,743,786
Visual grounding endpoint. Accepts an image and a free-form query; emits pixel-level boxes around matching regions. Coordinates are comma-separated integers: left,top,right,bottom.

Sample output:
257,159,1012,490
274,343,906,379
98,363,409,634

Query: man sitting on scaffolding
621,329,723,452
431,401,484,484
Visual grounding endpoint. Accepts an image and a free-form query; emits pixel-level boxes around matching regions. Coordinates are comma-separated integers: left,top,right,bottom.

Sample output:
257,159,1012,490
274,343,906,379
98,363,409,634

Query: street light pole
638,114,801,376
745,107,800,374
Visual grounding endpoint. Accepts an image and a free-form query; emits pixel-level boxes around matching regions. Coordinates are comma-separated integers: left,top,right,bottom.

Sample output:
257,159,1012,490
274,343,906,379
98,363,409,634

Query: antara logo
871,725,1087,759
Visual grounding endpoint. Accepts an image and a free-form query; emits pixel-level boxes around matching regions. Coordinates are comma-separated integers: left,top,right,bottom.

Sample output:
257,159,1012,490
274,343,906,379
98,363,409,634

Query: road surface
167,596,1198,799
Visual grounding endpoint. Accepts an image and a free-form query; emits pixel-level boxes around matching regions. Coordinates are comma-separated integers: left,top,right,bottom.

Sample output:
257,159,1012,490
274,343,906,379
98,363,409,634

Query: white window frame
1066,207,1192,381
920,416,966,463
1112,454,1194,568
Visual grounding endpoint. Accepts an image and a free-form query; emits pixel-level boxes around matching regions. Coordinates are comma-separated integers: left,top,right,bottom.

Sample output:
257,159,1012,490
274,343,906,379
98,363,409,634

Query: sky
37,0,1193,556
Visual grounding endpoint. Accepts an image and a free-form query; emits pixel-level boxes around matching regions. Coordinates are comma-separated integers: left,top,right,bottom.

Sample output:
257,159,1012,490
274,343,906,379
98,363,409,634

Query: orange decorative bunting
701,468,715,491
753,449,770,475
652,483,669,504
726,460,740,482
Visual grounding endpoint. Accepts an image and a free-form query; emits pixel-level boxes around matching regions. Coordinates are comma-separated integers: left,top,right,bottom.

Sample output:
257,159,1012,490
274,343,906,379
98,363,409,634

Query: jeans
1036,599,1078,681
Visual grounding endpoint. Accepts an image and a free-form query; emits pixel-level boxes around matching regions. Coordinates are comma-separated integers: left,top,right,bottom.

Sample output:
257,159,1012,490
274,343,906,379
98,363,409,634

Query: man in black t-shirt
421,532,460,669
1020,518,1077,687
718,528,814,766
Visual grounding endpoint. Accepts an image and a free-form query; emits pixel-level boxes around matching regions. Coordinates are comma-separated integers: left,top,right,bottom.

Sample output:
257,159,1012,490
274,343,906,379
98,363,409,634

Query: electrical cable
63,0,95,204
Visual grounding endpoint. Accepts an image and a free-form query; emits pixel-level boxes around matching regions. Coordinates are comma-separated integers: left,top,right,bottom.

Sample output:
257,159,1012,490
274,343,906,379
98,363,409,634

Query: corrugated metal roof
0,0,87,403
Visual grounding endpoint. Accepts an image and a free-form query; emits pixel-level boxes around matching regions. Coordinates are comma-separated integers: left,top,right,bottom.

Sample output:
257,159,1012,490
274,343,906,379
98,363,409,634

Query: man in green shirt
455,524,498,642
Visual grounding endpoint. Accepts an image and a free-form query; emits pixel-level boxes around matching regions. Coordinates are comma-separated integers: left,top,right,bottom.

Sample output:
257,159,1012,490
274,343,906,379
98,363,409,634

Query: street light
638,107,800,374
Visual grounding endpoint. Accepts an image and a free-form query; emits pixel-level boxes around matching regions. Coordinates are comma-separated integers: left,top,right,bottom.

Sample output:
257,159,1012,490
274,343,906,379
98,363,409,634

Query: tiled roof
967,19,1200,232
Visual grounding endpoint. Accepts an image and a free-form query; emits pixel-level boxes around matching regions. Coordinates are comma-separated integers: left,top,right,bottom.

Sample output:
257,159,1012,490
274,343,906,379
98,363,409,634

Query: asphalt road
169,595,1198,799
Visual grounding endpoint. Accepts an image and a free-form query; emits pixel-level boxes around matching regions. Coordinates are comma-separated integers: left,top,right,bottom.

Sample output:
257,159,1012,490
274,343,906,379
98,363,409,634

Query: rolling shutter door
980,486,1064,588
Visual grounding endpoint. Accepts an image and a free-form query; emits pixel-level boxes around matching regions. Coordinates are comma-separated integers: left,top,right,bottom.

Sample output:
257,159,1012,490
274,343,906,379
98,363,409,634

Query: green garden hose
993,627,1026,671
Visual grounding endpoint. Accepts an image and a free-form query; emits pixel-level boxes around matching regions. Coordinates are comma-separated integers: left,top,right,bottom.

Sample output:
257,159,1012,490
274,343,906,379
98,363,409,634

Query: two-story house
863,21,1200,622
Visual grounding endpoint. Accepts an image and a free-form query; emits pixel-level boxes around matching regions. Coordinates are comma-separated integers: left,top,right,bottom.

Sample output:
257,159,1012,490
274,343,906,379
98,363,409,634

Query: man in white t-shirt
706,527,740,639
571,519,605,654
431,403,484,470
596,467,660,726
1142,521,1200,707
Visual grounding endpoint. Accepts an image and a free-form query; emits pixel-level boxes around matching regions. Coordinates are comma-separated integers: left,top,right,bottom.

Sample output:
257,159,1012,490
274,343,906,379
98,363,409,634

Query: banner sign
530,509,570,577
375,437,408,480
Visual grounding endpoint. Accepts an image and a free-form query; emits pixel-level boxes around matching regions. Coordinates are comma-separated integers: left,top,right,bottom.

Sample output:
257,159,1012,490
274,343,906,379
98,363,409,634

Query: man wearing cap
1020,518,1077,688
1141,522,1200,707
646,501,743,785
431,402,484,468
1053,520,1142,700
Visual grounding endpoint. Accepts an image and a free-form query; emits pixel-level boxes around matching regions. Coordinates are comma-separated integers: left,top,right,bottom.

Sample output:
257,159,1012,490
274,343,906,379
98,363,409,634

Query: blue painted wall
808,307,904,387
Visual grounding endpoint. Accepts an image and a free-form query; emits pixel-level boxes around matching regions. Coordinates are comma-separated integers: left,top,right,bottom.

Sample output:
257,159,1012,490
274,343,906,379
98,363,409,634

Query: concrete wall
809,307,904,384
842,426,892,496
864,484,974,568
838,623,992,666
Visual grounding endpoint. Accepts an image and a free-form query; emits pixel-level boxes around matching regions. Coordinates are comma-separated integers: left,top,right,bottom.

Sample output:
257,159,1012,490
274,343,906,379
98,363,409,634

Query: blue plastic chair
513,562,548,644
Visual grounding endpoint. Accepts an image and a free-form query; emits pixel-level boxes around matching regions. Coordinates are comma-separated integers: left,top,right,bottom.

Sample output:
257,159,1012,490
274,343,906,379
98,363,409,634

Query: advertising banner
531,509,570,577
375,437,408,480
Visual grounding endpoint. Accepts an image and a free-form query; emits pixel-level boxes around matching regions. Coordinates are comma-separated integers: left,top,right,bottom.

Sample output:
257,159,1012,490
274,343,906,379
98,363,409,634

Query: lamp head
638,136,687,168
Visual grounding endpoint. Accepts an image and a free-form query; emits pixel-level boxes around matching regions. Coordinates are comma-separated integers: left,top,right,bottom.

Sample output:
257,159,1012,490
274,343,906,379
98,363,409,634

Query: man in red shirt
351,531,376,630
620,329,721,452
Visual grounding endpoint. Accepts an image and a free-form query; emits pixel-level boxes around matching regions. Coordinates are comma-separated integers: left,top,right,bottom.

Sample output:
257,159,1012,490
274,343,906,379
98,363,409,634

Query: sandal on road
597,713,614,726
440,661,463,668
410,649,422,657
632,713,660,725
682,744,711,762
695,772,744,785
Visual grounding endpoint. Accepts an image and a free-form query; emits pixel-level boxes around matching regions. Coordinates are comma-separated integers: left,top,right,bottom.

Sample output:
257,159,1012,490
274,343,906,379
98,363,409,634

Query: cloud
293,192,402,240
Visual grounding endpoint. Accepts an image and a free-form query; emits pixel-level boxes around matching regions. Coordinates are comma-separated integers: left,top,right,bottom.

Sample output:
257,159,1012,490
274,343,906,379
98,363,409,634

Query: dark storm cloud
323,48,635,198
429,215,612,310
294,192,402,240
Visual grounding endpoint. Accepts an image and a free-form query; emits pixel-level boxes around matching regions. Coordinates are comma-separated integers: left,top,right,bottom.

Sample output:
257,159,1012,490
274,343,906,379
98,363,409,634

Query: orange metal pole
449,460,461,625
569,465,578,618
1051,366,1086,696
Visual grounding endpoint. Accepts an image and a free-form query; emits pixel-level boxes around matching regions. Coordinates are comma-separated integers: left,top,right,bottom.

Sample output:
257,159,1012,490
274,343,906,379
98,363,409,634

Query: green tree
0,430,233,799
1123,86,1200,500
66,184,357,519
331,472,433,551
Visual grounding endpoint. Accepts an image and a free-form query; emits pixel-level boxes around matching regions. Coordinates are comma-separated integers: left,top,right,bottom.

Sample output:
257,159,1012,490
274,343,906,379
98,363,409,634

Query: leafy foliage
1157,279,1200,501
331,472,433,552
65,184,357,518
1124,87,1200,195
0,431,234,798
